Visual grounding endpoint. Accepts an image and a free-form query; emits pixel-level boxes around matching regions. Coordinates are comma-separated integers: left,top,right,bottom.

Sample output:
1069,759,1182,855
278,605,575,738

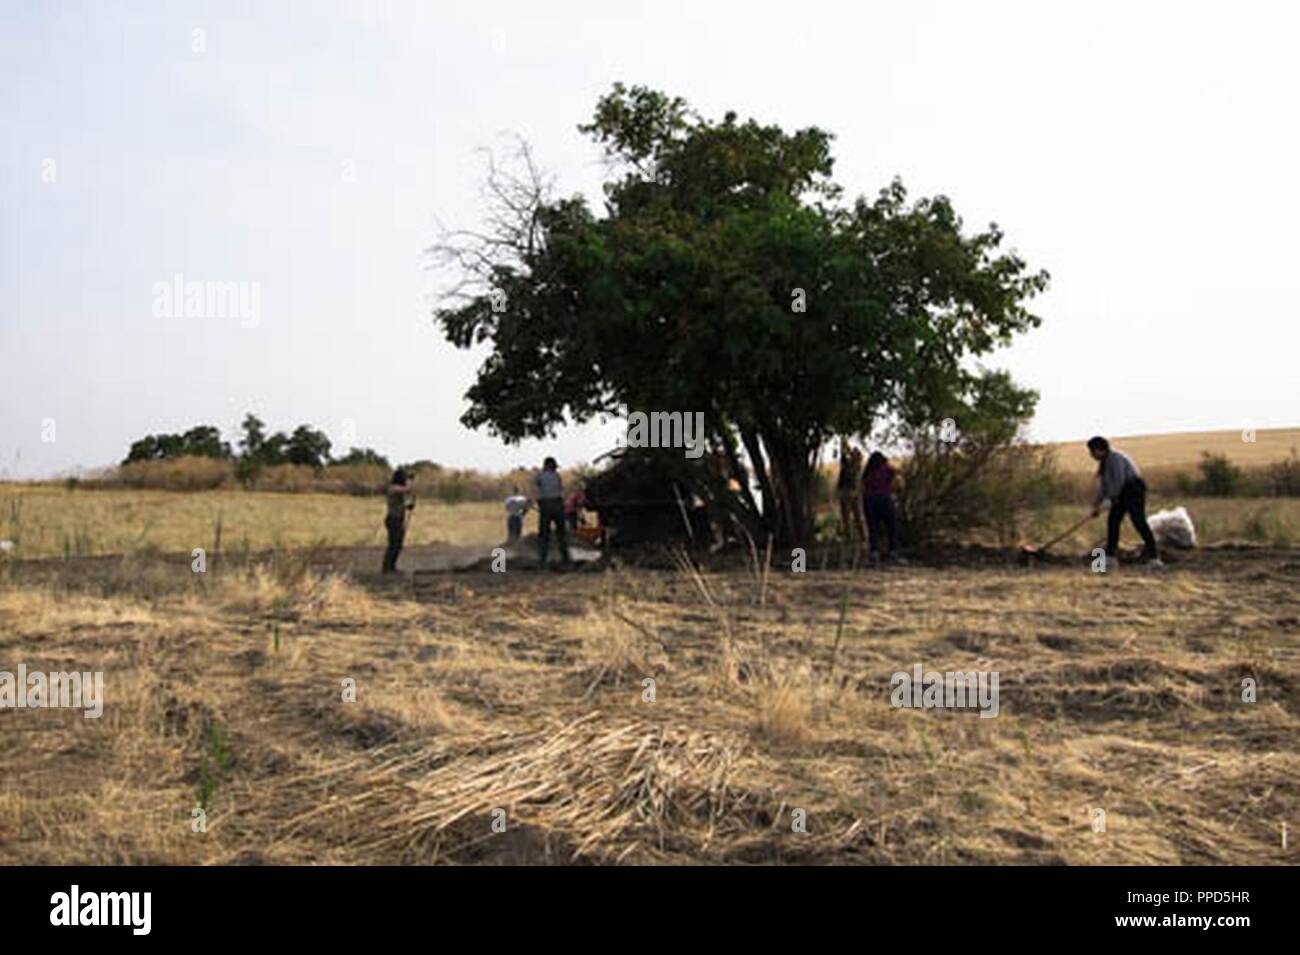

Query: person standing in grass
861,451,901,564
381,467,414,574
534,457,571,568
836,439,865,547
1087,436,1161,565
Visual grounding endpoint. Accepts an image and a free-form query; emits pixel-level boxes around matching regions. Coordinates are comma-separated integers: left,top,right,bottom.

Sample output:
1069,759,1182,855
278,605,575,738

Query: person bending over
1087,435,1160,566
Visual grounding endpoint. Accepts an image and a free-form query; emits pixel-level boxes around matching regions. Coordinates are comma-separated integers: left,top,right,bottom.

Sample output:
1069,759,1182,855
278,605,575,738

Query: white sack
1148,506,1196,549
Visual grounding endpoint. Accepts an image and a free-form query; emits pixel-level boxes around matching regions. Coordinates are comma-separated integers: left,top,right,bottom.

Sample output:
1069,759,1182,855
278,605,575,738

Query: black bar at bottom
0,865,1283,942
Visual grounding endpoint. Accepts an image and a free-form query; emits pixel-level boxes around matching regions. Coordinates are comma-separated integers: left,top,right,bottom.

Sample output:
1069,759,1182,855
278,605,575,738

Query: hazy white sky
3,0,1297,478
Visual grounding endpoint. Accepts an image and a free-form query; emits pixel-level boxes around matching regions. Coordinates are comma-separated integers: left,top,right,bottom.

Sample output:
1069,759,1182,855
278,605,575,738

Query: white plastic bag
1148,506,1196,549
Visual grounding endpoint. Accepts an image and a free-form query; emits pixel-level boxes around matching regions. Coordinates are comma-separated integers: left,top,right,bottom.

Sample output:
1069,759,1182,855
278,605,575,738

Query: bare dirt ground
1,542,1296,865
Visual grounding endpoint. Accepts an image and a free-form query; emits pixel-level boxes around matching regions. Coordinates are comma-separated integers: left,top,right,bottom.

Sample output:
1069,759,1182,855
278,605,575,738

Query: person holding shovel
381,467,415,574
1087,436,1161,566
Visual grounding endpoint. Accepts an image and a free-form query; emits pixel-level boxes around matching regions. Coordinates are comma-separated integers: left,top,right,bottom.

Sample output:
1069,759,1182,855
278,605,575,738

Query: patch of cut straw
277,713,781,862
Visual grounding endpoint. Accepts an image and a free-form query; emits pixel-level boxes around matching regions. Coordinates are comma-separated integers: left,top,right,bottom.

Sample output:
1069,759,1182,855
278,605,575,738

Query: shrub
321,463,388,496
252,464,317,493
892,368,1047,548
116,456,234,491
100,455,587,502
899,441,1066,548
1265,448,1300,497
1196,452,1243,497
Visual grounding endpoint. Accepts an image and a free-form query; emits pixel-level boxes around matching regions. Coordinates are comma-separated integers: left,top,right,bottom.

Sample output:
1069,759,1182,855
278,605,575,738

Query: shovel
1018,513,1095,565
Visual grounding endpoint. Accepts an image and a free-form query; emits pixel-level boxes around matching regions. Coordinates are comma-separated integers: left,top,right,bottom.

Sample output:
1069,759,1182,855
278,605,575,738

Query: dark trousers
1107,478,1158,558
507,514,523,542
537,499,570,565
382,513,405,572
865,494,897,557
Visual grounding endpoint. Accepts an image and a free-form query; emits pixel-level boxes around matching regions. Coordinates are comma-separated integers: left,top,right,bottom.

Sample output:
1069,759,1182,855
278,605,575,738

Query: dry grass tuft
282,713,795,863
572,606,665,693
752,673,814,747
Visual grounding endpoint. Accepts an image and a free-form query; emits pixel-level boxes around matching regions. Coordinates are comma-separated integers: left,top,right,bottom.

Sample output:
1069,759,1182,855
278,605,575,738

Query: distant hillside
1047,428,1300,475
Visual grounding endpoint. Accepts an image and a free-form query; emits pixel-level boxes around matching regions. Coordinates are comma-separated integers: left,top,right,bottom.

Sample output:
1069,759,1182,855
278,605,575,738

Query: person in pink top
564,488,586,531
860,451,900,563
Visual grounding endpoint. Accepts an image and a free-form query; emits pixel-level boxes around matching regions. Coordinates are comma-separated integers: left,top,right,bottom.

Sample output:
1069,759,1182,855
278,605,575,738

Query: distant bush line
76,457,561,502
106,413,587,502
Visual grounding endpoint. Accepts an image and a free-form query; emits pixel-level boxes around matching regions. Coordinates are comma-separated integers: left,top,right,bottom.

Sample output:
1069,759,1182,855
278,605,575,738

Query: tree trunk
738,426,777,538
732,419,819,548
756,430,818,547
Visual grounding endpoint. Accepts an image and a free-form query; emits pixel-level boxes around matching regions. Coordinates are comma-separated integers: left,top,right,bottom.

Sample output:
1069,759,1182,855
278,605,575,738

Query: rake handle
1039,513,1095,550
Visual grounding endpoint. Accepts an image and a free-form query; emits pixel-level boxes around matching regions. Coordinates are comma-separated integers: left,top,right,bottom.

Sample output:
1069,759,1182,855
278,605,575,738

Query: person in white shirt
504,487,530,543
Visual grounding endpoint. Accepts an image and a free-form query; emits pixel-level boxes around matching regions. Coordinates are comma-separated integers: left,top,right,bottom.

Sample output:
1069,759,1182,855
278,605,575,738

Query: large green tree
434,85,1049,543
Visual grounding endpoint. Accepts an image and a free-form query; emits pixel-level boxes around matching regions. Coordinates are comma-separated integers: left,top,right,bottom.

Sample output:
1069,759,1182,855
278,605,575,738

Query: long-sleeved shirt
534,469,563,500
1095,449,1141,506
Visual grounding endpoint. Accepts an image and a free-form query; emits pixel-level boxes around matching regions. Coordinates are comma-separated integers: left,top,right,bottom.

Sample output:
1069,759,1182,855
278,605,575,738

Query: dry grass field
1048,427,1300,475
2,530,1297,865
0,484,502,560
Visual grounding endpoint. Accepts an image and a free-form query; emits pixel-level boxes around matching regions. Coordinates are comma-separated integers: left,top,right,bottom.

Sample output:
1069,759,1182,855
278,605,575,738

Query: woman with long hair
861,451,900,563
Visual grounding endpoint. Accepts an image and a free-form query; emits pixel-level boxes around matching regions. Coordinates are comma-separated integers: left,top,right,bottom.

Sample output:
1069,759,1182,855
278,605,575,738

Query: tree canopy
124,426,231,464
434,84,1049,542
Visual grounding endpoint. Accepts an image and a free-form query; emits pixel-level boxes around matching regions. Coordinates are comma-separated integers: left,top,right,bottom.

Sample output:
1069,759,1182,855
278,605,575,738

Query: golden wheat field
1,497,1297,864
1047,427,1300,475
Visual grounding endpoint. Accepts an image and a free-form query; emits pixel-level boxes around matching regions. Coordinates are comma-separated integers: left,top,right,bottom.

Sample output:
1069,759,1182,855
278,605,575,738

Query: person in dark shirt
861,451,900,564
1087,436,1160,565
381,468,414,574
